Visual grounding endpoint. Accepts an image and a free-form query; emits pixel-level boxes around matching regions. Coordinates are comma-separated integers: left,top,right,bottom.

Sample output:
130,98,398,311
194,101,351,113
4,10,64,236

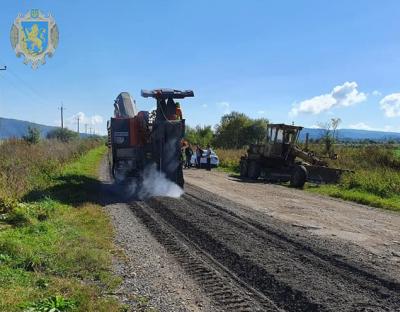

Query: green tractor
240,123,347,188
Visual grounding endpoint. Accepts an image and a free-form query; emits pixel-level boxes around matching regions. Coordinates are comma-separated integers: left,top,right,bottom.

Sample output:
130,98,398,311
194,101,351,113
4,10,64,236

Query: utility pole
76,115,80,133
59,103,65,129
84,124,88,134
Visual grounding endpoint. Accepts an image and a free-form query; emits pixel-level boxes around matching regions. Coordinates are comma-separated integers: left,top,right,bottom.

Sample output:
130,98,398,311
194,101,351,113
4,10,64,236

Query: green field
0,143,125,311
216,145,400,212
395,147,400,159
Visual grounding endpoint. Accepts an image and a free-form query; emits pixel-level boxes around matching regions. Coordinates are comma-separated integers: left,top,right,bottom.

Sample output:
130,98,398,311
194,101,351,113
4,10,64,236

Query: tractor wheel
113,167,125,184
248,161,261,180
240,159,248,177
290,165,307,188
177,164,184,188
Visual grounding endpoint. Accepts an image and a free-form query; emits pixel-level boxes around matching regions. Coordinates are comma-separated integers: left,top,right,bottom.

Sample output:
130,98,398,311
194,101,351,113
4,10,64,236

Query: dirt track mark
131,201,281,312
183,191,400,294
135,184,400,312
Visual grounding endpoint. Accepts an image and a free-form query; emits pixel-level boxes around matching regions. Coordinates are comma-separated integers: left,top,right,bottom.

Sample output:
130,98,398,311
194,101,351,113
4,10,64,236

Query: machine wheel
177,164,184,188
240,159,248,177
248,161,261,180
290,165,307,188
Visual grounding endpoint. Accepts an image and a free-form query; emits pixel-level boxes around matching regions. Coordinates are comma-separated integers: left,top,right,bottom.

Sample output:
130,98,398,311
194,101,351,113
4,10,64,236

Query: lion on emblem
22,23,46,54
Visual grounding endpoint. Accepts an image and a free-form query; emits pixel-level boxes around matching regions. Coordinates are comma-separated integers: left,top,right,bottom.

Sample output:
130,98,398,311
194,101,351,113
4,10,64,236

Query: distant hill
299,128,400,142
0,117,96,139
1,117,399,142
0,117,58,139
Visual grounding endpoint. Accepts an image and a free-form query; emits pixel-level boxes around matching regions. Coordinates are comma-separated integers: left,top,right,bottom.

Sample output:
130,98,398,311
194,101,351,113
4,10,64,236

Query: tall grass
0,139,101,205
310,145,400,210
0,144,123,311
215,148,246,172
216,144,400,211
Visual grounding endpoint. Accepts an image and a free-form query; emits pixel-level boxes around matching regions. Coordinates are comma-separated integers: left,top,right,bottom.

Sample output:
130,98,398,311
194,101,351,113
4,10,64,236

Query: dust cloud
127,164,184,200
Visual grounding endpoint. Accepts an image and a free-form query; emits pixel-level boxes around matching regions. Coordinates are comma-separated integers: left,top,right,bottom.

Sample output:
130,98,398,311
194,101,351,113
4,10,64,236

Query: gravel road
99,162,400,311
184,169,400,273
99,160,217,312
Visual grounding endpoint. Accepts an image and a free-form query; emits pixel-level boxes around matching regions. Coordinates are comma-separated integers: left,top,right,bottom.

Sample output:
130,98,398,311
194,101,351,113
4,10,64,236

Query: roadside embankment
0,140,124,311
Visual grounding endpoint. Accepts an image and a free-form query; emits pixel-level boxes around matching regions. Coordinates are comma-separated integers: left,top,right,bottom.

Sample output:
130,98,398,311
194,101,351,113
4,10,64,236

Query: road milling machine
107,89,194,187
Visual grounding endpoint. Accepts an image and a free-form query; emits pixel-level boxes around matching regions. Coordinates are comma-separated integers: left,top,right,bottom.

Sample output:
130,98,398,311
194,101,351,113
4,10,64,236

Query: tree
213,112,268,149
245,118,269,144
47,128,79,142
185,125,213,147
23,126,40,144
318,118,342,155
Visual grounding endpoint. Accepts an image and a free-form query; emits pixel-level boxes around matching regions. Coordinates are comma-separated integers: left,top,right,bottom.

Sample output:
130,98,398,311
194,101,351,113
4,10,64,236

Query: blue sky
0,0,400,134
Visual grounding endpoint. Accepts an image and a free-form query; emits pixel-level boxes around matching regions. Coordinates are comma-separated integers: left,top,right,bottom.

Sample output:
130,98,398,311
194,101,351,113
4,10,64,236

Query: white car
190,150,219,168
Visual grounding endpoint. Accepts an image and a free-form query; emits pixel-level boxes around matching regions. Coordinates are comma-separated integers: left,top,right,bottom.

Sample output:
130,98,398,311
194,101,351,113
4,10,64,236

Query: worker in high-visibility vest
175,102,183,120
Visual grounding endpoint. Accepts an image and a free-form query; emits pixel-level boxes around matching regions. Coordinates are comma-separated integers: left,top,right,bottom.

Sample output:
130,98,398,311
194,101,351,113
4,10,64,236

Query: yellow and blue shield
10,9,59,69
21,21,49,55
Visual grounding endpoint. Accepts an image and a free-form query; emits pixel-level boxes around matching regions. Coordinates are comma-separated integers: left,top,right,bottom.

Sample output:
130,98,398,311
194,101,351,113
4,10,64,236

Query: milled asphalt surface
99,159,217,312
99,161,400,311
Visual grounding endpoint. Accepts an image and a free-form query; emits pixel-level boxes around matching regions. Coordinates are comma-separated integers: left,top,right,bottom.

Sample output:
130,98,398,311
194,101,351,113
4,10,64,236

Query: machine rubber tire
240,159,248,177
290,165,307,188
248,160,261,180
177,164,184,188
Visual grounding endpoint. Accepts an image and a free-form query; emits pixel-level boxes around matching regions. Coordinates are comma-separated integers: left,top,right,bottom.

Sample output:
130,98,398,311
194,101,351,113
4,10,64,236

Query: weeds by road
215,148,244,173
0,139,101,203
216,145,400,211
0,142,124,311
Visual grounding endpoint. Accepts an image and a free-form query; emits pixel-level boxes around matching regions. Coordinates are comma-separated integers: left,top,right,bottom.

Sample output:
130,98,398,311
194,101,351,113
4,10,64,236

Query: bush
46,128,79,143
23,127,40,144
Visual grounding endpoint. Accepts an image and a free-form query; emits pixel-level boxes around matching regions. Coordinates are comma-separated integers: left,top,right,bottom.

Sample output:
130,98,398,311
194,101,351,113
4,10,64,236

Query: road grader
240,123,348,188
107,89,194,187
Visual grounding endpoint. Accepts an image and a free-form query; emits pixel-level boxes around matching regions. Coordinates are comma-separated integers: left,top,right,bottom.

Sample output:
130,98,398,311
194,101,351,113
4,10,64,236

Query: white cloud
65,112,105,133
217,101,231,114
347,123,400,132
201,103,208,108
348,122,374,130
309,124,322,129
68,112,104,126
290,81,367,116
257,110,266,115
372,90,382,96
91,115,103,125
380,93,400,117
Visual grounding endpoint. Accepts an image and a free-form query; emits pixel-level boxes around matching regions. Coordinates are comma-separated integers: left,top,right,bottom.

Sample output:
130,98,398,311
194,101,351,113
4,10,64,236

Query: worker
175,102,183,120
195,145,203,168
206,144,212,171
184,144,193,168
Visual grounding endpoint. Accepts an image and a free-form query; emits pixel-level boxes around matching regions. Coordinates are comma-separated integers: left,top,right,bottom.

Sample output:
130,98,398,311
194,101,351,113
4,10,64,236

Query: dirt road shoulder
184,168,400,275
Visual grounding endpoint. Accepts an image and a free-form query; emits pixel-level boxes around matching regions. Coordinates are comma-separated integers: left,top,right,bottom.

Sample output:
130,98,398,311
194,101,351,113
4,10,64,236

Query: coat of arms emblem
10,9,59,69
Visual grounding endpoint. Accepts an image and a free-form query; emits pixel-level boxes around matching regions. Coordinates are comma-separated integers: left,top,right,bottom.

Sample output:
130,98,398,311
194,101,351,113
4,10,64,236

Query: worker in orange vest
175,102,183,120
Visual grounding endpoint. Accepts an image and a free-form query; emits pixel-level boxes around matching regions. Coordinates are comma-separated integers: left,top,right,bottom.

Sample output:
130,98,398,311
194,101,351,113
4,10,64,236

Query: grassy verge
215,146,400,212
215,148,243,174
307,184,400,212
0,145,125,311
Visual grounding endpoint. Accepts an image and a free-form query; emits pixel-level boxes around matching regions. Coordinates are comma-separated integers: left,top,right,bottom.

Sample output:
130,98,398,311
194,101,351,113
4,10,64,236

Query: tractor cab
264,124,303,159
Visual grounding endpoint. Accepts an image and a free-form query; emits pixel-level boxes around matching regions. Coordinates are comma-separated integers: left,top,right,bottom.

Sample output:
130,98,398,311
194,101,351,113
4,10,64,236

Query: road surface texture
100,162,400,311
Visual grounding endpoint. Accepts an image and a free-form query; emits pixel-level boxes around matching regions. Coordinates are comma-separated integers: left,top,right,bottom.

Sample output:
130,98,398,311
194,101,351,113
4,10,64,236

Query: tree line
185,112,268,149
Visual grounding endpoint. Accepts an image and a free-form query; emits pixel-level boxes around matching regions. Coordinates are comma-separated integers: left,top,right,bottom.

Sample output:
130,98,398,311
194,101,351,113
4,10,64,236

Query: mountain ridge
0,117,399,141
